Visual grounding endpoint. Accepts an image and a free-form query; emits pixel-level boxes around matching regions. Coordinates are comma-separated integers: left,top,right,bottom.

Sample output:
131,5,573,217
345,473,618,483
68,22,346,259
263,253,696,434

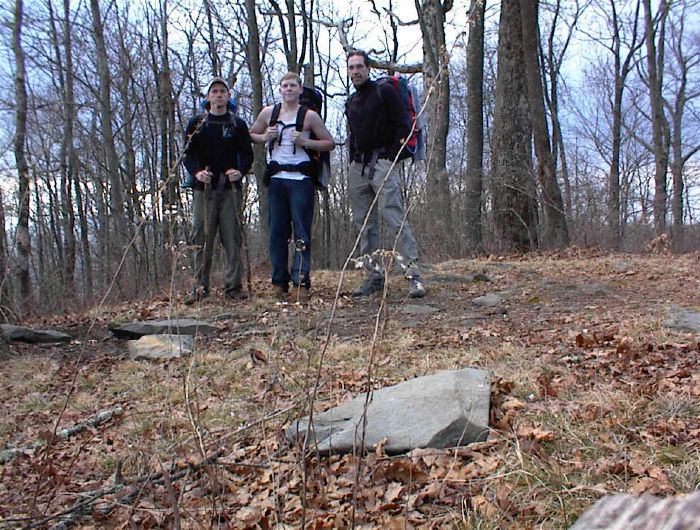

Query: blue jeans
268,177,314,288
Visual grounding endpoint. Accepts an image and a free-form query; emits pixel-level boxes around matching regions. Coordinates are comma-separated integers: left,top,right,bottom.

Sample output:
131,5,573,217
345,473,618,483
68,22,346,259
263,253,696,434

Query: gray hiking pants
191,187,243,294
348,158,420,278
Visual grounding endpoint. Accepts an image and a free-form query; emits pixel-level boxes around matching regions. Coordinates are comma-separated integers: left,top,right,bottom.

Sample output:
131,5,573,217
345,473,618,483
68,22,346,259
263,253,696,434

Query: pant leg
348,161,380,257
217,187,243,293
191,189,218,291
371,158,421,276
288,178,314,288
268,178,292,287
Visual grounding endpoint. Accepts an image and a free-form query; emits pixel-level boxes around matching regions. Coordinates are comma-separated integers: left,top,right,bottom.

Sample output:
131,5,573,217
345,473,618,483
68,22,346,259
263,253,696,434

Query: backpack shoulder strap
296,105,309,132
268,103,283,157
269,103,282,126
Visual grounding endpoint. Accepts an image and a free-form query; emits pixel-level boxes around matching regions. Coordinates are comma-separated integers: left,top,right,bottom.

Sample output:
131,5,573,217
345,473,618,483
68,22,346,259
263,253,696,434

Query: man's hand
226,169,243,182
264,126,278,142
195,169,212,184
291,131,307,147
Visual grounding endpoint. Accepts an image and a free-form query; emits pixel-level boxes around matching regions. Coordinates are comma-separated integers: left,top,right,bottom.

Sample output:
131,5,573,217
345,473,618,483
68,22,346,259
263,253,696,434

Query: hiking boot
184,287,209,306
292,286,311,303
407,276,426,298
273,285,288,301
225,288,248,301
351,276,384,297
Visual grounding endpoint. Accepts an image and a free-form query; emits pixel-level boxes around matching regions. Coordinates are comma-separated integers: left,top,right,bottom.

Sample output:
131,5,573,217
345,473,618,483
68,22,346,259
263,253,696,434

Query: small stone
128,334,194,360
400,304,440,315
473,294,503,307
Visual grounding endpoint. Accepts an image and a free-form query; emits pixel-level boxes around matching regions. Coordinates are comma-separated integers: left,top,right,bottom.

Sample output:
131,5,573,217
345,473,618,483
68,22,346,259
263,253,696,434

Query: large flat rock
287,368,490,455
0,324,71,344
110,319,220,339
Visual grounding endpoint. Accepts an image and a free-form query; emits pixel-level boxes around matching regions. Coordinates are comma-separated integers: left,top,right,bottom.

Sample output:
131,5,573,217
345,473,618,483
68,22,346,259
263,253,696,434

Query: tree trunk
608,0,641,249
245,0,269,236
465,0,485,253
12,0,31,306
0,188,10,313
520,0,569,248
203,0,221,76
643,0,669,237
159,52,177,283
492,0,538,251
417,0,452,252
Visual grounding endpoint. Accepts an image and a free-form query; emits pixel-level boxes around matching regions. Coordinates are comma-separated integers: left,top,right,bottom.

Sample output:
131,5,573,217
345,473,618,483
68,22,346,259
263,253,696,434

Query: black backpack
267,86,330,191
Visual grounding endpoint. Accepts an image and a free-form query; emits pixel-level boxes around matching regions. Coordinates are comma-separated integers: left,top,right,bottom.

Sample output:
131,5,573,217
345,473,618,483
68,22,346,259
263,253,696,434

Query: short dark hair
346,49,369,67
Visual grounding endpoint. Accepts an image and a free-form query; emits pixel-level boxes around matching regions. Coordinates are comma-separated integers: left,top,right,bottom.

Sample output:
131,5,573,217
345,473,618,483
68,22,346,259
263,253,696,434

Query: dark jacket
183,112,254,191
345,79,411,163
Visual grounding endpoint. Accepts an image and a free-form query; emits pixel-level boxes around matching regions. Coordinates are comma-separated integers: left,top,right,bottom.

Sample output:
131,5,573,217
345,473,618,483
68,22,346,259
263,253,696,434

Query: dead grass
0,251,699,528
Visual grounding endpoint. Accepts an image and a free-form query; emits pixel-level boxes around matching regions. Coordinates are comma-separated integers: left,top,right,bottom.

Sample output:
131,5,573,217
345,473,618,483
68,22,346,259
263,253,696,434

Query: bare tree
12,0,32,305
89,0,128,266
642,0,670,236
464,0,486,252
492,0,538,251
416,0,453,247
540,0,587,220
662,1,700,241
598,0,642,248
520,0,569,248
245,0,270,232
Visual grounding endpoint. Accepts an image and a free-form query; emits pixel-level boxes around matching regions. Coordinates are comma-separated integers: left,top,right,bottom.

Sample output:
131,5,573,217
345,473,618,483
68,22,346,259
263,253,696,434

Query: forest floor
0,249,699,529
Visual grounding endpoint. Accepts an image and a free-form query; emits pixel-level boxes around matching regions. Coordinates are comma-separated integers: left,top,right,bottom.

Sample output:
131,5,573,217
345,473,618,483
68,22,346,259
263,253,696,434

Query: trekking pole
293,238,306,304
200,168,210,300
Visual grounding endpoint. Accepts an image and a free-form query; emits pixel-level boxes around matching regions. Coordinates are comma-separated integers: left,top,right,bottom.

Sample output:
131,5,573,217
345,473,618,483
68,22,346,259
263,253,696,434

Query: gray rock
570,491,700,530
400,304,440,315
582,282,610,297
0,324,71,344
473,293,503,307
110,319,220,339
128,334,194,360
664,309,700,333
397,318,420,329
611,260,635,273
287,368,490,455
212,313,235,322
428,273,492,284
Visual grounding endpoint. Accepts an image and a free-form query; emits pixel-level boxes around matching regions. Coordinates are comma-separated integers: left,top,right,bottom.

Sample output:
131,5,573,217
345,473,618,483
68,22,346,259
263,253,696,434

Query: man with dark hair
249,72,335,301
345,50,426,298
182,77,254,305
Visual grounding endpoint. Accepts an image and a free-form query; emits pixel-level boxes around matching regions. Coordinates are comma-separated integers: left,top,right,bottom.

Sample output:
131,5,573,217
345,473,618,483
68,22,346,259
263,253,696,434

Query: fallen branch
0,406,124,464
26,402,299,530
27,448,226,530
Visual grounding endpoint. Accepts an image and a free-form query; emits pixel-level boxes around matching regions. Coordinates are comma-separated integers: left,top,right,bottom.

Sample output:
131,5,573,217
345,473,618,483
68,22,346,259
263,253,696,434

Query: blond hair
280,71,302,86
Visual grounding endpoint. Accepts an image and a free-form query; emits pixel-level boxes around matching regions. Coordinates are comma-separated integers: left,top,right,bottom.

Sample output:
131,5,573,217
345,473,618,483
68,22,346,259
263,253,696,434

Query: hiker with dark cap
345,50,426,298
249,72,335,302
182,77,254,305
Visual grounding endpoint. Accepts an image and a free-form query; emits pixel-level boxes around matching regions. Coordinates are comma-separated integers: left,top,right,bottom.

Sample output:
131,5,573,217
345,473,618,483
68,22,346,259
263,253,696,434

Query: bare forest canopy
1,0,699,316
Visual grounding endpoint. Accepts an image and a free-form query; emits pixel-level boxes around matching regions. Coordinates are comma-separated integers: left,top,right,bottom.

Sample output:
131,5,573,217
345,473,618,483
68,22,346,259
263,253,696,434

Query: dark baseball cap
205,77,229,94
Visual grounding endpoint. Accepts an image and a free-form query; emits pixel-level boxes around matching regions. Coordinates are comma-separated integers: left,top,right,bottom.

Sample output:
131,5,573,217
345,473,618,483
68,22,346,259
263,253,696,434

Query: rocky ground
0,249,699,529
